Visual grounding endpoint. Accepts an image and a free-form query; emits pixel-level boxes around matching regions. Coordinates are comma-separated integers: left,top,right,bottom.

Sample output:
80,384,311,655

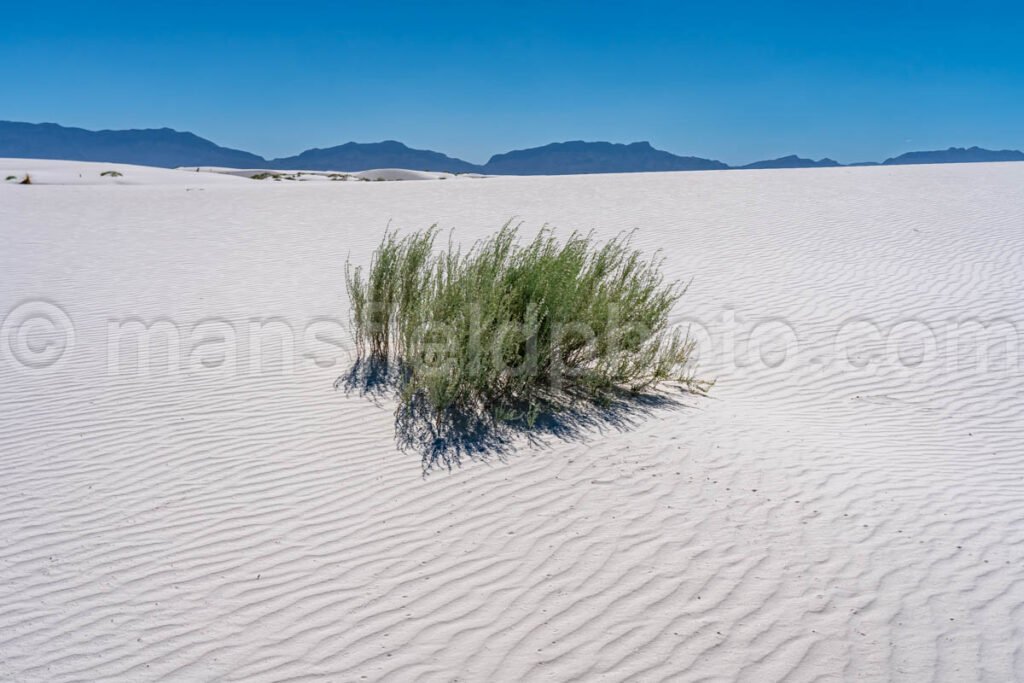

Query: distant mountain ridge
2,121,1022,175
0,121,264,168
739,154,840,170
482,141,728,175
882,146,1024,165
270,140,482,173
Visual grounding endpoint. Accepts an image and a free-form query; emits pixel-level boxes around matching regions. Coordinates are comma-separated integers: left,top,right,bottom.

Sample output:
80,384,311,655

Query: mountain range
738,155,841,170
2,121,1022,175
482,141,728,174
0,121,265,169
271,140,482,174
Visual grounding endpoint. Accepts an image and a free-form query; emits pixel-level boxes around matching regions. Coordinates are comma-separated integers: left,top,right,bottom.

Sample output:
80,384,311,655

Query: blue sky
6,1,1023,164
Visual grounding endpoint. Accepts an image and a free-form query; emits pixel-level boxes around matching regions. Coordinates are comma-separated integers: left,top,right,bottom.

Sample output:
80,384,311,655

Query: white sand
1,159,251,186
188,167,486,181
0,159,475,188
1,160,1022,681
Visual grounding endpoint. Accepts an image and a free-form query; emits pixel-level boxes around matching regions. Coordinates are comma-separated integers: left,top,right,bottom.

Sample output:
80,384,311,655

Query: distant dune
0,158,252,185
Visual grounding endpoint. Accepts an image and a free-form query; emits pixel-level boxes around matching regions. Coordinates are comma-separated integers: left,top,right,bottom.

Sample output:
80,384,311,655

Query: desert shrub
19,174,31,185
100,170,123,177
346,223,708,425
250,172,281,180
5,175,16,181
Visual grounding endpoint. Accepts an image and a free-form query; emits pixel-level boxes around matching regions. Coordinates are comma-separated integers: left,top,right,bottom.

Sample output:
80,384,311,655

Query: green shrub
346,223,709,427
5,175,16,181
100,170,123,177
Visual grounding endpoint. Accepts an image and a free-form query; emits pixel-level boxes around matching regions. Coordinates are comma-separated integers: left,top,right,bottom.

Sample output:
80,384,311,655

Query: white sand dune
1,160,1023,681
1,158,251,186
190,166,486,181
346,168,483,181
1,159,476,187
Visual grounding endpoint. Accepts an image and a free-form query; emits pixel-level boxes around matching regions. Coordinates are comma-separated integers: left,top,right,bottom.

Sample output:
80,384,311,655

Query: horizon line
3,119,1023,169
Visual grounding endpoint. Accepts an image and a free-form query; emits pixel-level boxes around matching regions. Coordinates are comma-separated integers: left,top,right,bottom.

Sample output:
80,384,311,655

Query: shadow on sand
337,357,693,472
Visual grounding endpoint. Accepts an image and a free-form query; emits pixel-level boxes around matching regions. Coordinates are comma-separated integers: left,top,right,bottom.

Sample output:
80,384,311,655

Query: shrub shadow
339,359,692,473
334,356,406,404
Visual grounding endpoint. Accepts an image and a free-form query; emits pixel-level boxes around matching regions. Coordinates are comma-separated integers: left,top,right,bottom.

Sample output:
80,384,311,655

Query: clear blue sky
6,0,1023,164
